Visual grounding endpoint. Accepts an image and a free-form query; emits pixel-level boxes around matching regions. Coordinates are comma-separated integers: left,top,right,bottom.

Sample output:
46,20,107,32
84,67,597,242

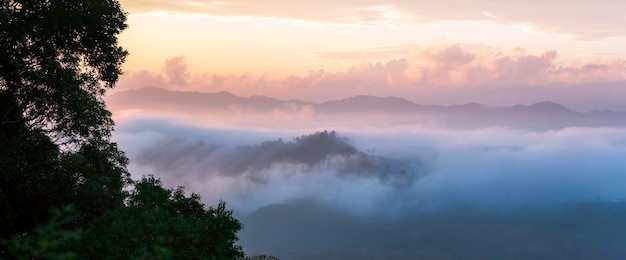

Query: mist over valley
6,1,626,258
110,88,626,258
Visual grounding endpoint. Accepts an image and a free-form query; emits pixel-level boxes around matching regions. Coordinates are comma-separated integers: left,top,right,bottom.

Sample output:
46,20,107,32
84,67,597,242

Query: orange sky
114,1,626,110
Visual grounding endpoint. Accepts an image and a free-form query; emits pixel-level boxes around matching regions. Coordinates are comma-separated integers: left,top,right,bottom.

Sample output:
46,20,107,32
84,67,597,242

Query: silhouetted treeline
0,1,261,259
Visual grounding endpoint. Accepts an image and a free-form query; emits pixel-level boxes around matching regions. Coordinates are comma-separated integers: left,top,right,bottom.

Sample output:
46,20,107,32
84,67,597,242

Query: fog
113,112,626,258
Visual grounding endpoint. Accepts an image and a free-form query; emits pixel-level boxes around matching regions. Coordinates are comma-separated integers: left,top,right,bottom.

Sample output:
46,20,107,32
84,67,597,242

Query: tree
4,177,248,259
78,176,244,259
1,1,252,259
0,0,127,143
6,205,81,259
0,0,129,254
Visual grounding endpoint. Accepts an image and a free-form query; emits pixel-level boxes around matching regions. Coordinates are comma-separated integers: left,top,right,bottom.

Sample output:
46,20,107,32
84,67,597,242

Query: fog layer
113,113,626,258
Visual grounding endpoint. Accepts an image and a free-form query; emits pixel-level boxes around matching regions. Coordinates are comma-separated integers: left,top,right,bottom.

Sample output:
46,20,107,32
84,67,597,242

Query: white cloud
113,115,626,217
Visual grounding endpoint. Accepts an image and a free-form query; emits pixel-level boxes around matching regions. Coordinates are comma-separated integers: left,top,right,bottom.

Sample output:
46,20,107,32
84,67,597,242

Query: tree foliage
0,0,130,243
80,176,244,259
6,205,81,260
0,0,127,143
5,178,246,259
1,1,254,259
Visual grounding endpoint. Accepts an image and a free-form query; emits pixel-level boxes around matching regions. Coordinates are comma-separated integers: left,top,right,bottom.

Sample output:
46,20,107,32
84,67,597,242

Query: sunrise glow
109,1,626,258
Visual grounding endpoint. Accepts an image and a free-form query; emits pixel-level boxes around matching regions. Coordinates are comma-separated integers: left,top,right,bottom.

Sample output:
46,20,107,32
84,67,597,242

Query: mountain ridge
106,87,626,130
107,87,587,114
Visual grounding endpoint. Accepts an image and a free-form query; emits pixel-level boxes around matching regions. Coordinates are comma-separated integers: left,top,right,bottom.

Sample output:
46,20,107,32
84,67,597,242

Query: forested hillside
0,1,254,259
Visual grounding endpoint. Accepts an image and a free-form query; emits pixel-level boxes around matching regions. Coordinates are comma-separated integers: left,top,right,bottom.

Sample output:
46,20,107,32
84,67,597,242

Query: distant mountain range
107,87,626,130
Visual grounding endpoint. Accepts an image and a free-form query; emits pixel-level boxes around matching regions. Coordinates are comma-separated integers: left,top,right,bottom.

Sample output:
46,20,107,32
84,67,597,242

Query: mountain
106,87,626,130
490,101,574,117
136,130,422,187
106,87,575,115
316,95,433,114
106,87,312,112
237,200,626,260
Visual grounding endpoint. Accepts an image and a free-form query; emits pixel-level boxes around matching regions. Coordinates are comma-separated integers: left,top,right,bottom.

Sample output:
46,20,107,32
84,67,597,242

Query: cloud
113,116,626,216
111,109,626,258
163,56,189,86
114,44,626,110
119,0,626,39
315,44,421,60
115,70,167,92
134,131,424,188
121,0,406,24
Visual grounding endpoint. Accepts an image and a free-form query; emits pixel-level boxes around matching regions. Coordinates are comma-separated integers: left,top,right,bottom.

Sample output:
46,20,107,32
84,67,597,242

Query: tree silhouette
1,1,252,259
1,0,130,244
79,176,244,259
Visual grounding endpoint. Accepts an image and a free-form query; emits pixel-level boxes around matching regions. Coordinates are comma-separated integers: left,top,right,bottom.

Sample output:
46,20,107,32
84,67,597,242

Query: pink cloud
115,70,167,92
120,0,626,39
163,56,189,87
114,44,626,110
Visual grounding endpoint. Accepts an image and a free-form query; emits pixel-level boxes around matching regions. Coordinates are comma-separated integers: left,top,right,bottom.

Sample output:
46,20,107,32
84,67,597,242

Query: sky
109,2,626,257
115,0,626,110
